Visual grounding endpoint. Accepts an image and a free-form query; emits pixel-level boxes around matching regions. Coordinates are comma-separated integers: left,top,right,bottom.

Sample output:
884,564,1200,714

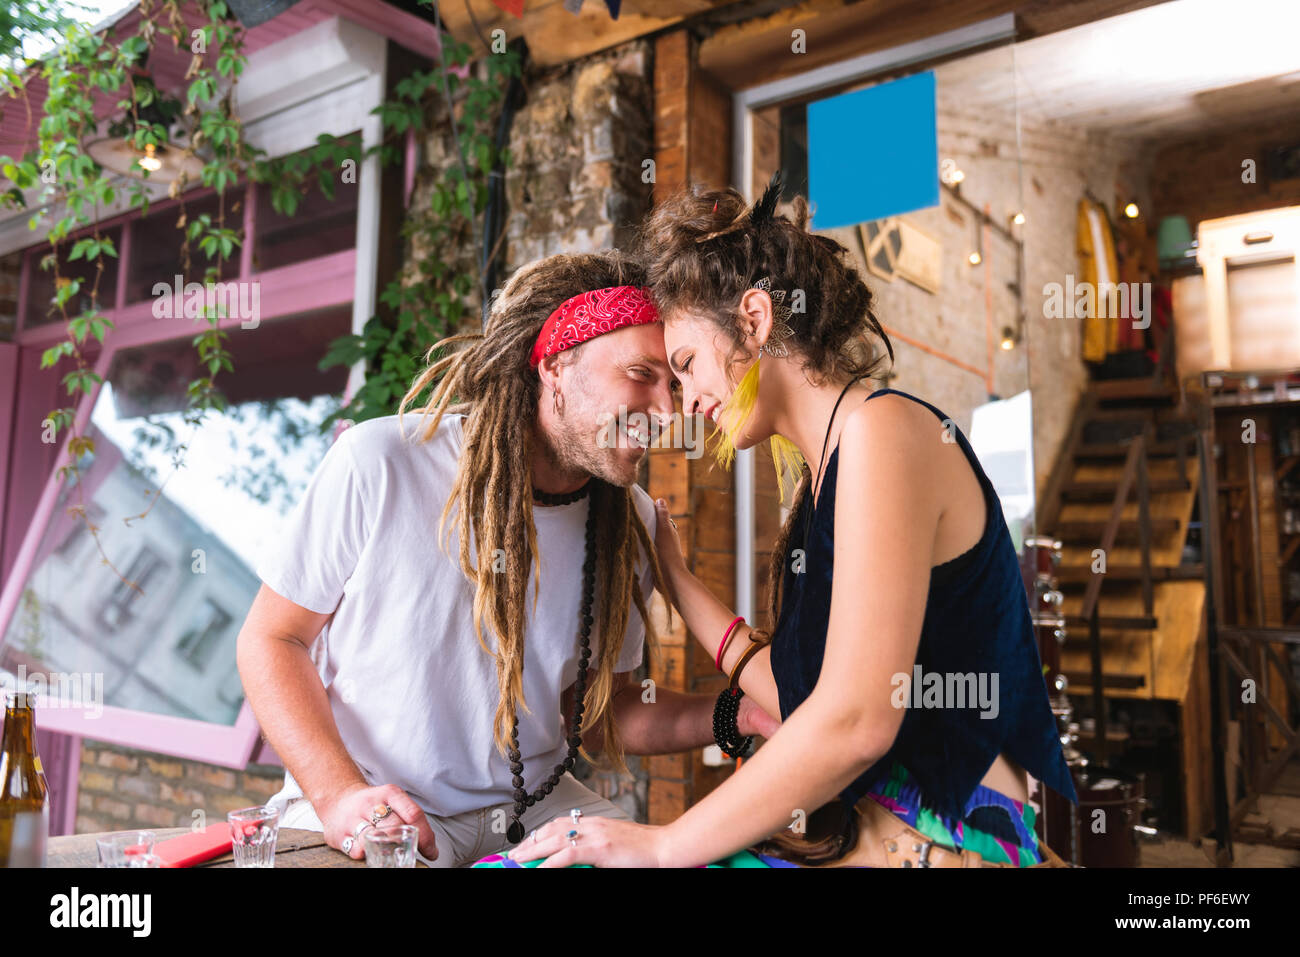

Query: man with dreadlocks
237,251,779,867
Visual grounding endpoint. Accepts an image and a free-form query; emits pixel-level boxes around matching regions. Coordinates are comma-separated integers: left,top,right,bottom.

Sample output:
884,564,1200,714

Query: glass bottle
0,692,50,867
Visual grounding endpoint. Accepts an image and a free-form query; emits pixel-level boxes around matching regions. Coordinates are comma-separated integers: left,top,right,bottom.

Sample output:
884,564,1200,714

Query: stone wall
501,41,653,271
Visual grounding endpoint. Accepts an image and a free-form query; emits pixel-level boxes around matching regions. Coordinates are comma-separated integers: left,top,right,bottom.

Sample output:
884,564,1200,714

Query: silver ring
567,827,579,848
353,820,374,839
531,829,538,843
569,808,582,825
341,836,355,854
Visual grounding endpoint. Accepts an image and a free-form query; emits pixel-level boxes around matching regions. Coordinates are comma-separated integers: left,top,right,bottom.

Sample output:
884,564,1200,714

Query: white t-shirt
255,412,656,818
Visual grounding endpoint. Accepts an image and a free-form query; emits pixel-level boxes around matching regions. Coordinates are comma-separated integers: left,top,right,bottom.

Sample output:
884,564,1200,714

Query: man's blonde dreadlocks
396,253,670,776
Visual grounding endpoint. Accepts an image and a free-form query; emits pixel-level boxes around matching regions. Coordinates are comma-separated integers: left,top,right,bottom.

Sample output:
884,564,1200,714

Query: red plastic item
152,822,234,868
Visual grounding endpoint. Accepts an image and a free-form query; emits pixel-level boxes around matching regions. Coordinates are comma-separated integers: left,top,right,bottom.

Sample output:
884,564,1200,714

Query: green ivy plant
316,30,521,429
0,0,520,593
1,0,250,589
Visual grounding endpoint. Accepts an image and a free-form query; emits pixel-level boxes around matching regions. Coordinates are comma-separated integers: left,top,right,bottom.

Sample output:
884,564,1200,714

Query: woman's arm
652,499,782,722
514,399,942,868
655,398,944,865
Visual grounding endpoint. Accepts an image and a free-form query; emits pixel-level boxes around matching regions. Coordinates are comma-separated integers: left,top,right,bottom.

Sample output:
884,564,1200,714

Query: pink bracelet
716,616,745,672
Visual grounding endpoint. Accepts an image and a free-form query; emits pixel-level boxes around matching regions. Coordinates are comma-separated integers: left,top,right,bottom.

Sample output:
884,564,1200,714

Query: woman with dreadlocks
242,251,777,869
509,176,1077,868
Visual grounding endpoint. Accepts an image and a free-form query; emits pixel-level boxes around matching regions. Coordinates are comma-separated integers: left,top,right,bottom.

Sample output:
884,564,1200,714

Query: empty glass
228,806,280,868
96,831,156,868
362,825,418,868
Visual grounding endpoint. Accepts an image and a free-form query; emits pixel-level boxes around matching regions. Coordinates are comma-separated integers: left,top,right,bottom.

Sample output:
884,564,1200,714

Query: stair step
1090,378,1177,400
1060,479,1191,500
1081,413,1197,439
1064,614,1159,630
1064,672,1147,690
1056,517,1180,542
1075,440,1183,460
1053,563,1204,584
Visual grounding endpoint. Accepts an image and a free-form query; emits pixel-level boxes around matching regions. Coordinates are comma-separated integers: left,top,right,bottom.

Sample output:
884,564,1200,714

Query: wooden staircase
1039,380,1206,703
1036,377,1217,835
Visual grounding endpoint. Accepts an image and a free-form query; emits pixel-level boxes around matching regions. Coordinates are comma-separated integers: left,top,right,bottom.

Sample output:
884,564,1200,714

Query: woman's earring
754,276,794,359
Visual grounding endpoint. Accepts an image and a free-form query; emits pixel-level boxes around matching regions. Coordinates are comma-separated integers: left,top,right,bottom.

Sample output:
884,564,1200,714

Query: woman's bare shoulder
839,391,946,462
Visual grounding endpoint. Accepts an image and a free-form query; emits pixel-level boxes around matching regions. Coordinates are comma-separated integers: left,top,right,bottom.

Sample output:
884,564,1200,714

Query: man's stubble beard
547,389,640,489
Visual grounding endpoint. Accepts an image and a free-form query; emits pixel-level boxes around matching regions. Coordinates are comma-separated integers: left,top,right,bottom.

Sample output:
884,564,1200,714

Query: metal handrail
1079,425,1157,763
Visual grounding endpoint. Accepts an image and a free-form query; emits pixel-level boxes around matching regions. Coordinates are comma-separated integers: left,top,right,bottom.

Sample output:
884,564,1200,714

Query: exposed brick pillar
645,27,739,824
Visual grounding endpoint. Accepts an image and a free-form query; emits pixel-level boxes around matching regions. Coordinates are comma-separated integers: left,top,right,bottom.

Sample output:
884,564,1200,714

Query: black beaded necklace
532,478,592,507
504,480,596,845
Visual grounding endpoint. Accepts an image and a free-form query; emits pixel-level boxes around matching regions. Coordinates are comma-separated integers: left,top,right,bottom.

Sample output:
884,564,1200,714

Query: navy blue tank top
769,387,1078,818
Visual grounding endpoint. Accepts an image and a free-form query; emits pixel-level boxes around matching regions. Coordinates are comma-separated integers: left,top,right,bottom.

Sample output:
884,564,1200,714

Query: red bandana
528,285,659,368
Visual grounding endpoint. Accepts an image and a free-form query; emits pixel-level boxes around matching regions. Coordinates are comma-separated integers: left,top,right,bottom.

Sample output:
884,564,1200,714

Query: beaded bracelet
712,632,771,760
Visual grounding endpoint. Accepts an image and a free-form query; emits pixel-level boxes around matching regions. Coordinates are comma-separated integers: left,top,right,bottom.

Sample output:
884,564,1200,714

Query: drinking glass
228,806,280,868
96,831,156,868
362,825,418,868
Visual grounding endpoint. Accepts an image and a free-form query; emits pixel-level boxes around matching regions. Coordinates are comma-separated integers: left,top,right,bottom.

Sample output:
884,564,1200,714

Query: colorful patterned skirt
473,761,1040,868
865,760,1043,867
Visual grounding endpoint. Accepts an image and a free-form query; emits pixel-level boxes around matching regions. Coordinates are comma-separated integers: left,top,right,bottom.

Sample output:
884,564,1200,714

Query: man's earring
553,388,563,416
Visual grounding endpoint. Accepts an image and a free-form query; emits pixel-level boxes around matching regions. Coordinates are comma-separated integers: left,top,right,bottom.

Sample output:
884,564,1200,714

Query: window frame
0,187,359,768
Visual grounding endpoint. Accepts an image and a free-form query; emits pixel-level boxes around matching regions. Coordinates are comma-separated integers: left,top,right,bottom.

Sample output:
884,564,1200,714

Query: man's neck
529,426,591,496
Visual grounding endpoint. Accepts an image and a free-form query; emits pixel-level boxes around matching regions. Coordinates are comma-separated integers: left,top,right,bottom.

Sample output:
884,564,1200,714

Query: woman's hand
653,498,687,602
507,815,675,868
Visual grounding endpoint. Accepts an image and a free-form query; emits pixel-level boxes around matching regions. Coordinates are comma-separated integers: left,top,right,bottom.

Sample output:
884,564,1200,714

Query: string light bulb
1124,202,1139,219
138,143,162,173
1012,211,1026,225
968,251,982,266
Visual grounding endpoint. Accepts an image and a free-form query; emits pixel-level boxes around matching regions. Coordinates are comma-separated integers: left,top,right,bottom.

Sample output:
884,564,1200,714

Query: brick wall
75,739,285,834
752,93,1151,506
1150,118,1300,228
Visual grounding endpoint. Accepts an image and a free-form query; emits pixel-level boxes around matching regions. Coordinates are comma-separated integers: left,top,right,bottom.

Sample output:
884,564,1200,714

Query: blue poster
808,71,939,229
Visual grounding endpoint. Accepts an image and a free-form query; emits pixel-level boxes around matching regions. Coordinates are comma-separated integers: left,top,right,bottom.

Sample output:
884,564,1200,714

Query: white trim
729,14,1016,621
0,16,388,258
733,14,1015,113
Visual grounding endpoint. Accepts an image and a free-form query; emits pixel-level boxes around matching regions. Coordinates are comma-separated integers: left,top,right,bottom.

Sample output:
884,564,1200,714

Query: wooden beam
697,0,1019,91
1014,0,1179,39
437,0,739,67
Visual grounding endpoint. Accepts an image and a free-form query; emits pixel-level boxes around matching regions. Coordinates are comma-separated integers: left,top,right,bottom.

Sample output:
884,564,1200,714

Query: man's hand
316,783,440,862
737,694,781,740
